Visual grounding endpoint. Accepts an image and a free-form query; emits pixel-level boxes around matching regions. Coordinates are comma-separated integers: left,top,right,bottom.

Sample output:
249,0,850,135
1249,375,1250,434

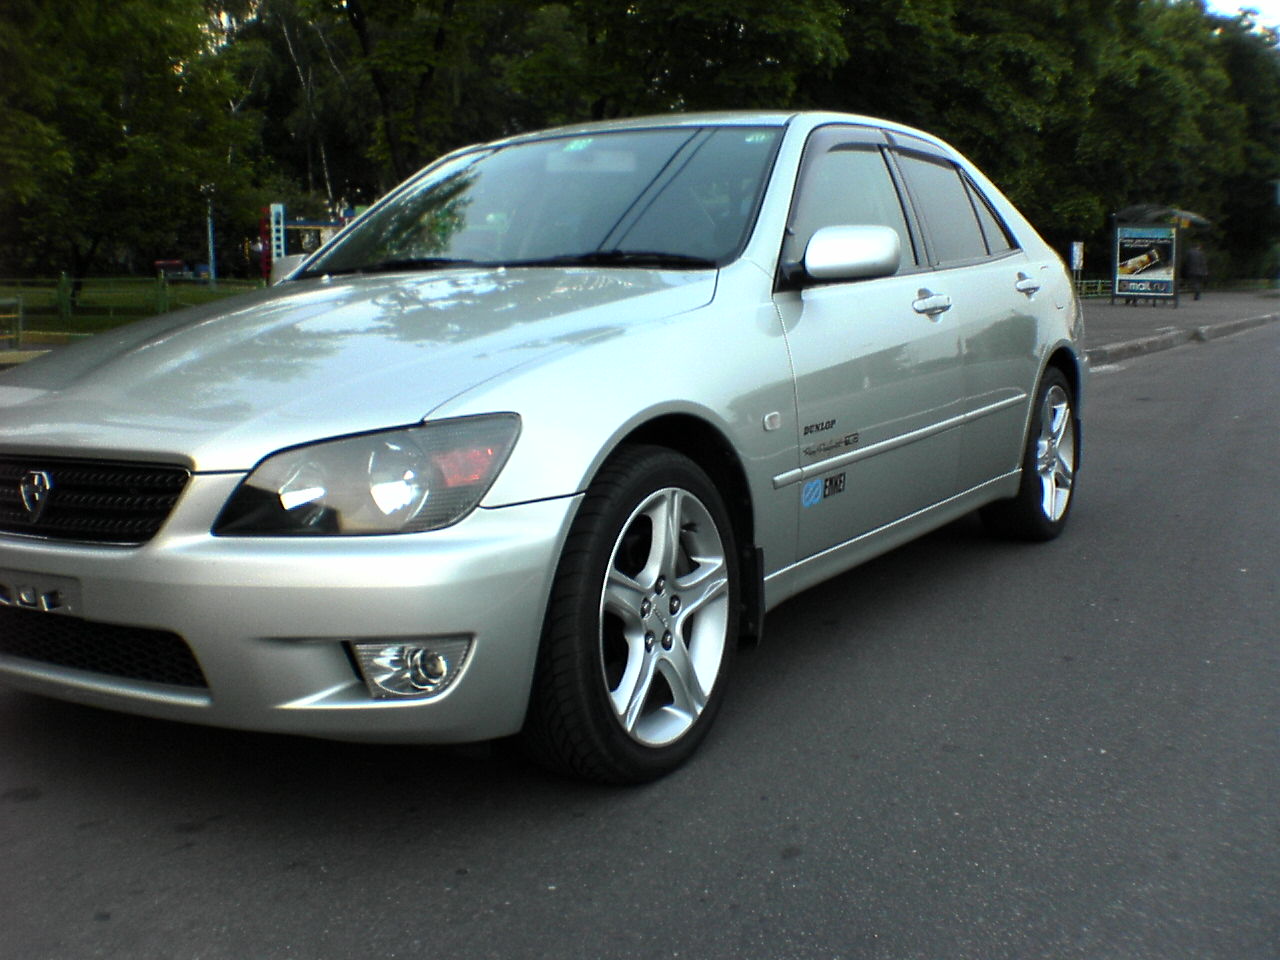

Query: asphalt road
1,327,1277,960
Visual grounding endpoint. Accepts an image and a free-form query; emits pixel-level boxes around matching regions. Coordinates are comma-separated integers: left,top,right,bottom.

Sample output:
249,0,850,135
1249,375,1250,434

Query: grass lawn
0,277,263,337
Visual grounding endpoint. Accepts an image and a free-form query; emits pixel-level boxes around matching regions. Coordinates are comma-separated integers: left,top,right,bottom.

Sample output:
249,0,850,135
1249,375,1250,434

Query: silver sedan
0,112,1083,782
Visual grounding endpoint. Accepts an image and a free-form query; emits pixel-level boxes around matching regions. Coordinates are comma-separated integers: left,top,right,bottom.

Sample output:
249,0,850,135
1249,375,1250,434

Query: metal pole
206,196,218,290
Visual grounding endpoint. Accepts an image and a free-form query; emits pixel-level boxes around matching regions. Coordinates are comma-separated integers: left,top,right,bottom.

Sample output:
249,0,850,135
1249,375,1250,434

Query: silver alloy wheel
1036,384,1075,522
598,486,731,747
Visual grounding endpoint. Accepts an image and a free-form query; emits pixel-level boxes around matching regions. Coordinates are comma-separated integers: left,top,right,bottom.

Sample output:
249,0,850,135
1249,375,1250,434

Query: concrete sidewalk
1082,288,1280,363
3,288,1279,372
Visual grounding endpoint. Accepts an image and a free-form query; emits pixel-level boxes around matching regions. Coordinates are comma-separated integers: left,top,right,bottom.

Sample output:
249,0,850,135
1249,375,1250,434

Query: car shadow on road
0,512,1047,816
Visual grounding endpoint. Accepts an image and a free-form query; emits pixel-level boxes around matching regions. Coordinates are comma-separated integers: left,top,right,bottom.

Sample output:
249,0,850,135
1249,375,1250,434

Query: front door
773,125,965,561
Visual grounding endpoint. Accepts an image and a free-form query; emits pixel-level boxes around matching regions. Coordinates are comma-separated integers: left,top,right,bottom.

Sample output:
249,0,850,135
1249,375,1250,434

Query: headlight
213,414,520,536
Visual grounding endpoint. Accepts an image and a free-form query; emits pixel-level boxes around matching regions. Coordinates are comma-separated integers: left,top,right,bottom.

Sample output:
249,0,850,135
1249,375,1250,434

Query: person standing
1185,243,1209,300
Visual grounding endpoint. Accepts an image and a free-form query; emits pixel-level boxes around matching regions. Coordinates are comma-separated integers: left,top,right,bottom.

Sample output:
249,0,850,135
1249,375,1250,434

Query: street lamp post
203,185,218,290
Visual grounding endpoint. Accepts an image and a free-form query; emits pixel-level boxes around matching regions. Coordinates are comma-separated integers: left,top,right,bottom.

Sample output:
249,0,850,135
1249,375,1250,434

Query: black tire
980,367,1079,541
522,446,739,783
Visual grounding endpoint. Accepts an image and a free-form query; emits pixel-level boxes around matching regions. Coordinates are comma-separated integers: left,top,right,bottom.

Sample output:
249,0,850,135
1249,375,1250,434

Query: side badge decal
802,473,846,508
801,479,823,508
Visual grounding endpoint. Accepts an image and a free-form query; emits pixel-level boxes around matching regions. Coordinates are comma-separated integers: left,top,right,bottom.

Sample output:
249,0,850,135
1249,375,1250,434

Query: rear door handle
1015,272,1041,296
912,289,952,318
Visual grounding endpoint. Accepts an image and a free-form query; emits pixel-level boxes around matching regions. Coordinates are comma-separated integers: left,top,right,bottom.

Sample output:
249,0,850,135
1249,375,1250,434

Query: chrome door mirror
803,225,901,282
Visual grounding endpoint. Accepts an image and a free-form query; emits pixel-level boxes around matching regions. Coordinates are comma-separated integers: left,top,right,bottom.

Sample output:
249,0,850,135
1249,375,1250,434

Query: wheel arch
1043,344,1085,455
615,414,764,646
1044,344,1084,404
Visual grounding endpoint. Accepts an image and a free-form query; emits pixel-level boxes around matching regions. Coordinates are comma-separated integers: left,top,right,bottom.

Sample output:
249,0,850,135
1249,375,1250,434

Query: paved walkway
3,288,1279,371
1082,288,1280,363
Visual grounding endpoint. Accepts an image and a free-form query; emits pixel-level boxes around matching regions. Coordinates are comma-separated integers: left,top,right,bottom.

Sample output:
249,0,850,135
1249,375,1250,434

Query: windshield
299,126,783,278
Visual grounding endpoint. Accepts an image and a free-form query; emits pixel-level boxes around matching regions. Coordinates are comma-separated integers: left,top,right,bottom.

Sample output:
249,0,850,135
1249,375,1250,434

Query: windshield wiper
506,250,718,270
297,257,481,279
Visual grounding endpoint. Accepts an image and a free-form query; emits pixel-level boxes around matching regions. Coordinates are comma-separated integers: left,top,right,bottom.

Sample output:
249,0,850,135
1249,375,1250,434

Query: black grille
0,606,207,688
0,456,190,544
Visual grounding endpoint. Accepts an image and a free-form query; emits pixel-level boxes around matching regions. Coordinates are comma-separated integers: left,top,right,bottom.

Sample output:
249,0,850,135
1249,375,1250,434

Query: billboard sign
1114,224,1177,300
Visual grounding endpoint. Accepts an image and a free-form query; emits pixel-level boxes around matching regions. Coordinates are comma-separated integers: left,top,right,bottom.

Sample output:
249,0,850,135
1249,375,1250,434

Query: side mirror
802,225,901,283
270,253,309,285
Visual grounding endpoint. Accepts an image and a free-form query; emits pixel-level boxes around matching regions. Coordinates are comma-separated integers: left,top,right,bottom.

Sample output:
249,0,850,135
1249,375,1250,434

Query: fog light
350,637,472,700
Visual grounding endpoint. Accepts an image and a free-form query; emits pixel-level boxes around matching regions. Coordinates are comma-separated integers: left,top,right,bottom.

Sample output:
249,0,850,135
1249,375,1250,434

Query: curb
0,351,49,371
1086,312,1280,365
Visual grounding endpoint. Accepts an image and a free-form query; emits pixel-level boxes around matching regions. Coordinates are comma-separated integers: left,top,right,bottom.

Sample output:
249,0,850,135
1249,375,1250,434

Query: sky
1204,1,1280,27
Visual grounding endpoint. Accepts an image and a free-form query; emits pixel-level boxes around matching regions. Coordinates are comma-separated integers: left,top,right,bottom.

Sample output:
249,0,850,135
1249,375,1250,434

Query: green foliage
0,1,74,206
506,0,847,118
1210,9,1280,275
0,0,268,275
804,0,1280,268
3,0,1279,276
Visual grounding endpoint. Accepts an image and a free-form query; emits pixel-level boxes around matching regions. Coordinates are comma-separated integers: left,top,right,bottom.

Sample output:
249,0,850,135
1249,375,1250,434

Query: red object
433,447,497,487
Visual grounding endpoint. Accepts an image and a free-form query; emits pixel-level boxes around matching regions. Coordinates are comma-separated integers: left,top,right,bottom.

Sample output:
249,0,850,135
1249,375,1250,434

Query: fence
1075,279,1111,298
1073,277,1276,299
0,297,22,350
0,273,262,338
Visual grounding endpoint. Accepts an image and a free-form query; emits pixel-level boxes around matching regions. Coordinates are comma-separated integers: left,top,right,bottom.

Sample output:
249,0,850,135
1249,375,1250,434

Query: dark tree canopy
3,0,1278,277
0,0,268,275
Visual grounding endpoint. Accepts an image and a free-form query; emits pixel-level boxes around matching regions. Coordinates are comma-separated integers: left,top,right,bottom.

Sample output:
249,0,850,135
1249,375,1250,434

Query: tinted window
622,128,783,261
965,178,1017,255
784,134,914,270
302,126,782,275
895,153,988,264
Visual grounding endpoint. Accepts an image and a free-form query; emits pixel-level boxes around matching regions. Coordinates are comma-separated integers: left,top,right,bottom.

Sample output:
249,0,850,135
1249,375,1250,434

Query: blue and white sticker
798,481,819,512
801,479,823,508
802,472,847,508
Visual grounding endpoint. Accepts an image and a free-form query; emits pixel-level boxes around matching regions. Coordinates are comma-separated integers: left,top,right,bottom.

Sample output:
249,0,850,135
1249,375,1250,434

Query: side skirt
761,471,1020,613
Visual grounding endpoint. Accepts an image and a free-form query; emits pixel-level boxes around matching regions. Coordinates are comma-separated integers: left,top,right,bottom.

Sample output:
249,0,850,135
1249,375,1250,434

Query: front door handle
1015,272,1041,296
912,289,952,319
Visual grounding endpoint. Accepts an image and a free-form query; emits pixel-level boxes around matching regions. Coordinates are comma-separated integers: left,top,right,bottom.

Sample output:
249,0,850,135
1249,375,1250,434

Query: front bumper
0,472,581,743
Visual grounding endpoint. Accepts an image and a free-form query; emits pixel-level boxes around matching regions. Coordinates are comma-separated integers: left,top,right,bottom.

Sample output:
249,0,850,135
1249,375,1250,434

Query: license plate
0,568,83,616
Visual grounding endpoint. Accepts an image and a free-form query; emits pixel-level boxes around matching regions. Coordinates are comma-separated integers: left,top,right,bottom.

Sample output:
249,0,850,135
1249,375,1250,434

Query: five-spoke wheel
523,446,738,783
1034,381,1075,523
600,485,731,747
981,367,1079,541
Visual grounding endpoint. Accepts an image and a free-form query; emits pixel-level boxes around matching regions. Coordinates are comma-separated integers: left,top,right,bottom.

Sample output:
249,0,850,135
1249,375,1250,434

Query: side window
895,152,989,265
784,132,915,272
965,177,1018,255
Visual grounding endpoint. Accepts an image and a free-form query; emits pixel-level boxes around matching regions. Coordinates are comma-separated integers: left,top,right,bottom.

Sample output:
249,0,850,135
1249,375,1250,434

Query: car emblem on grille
19,470,53,522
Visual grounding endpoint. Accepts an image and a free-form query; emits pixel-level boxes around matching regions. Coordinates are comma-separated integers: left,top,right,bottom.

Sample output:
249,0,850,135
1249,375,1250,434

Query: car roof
434,111,956,169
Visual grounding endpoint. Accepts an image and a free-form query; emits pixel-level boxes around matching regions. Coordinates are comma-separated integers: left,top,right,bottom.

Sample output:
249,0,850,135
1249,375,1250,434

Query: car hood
0,268,715,471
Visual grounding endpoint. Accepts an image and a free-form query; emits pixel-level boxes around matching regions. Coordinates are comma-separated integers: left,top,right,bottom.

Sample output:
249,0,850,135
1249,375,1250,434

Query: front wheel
522,446,739,783
981,367,1079,541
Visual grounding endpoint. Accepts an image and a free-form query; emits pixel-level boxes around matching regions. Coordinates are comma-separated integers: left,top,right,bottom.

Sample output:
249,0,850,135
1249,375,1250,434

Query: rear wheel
523,446,739,783
981,367,1079,541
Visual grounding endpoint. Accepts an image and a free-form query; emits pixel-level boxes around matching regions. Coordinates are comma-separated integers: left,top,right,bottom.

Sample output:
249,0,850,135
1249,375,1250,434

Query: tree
1208,10,1280,276
802,0,1137,244
4,0,1278,279
506,0,847,121
0,0,264,276
1076,3,1246,228
800,0,1276,270
218,0,380,207
235,0,847,189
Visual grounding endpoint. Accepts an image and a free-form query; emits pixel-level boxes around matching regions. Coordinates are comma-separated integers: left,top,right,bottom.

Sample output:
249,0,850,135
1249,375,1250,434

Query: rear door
890,142,1045,490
